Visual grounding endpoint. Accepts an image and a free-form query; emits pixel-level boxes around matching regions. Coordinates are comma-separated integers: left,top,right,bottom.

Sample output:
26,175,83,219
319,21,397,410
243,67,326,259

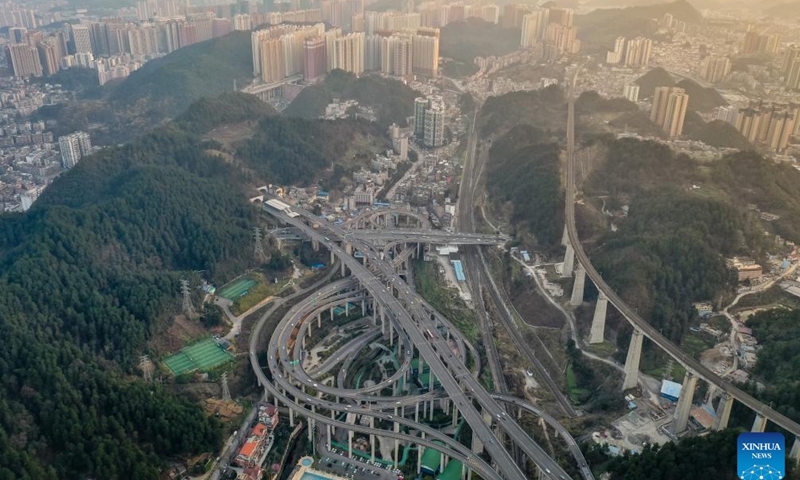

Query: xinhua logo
738,432,785,480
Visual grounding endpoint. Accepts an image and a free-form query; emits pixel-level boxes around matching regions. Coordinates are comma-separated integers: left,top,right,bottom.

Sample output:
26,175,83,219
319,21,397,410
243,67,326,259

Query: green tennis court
164,338,234,375
217,278,258,300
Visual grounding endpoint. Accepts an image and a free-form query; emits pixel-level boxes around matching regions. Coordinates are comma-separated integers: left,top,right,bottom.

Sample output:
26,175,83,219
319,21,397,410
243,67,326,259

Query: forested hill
33,31,254,145
108,31,253,122
284,70,418,127
479,85,567,136
440,18,521,64
0,89,396,477
0,115,258,478
486,124,564,247
576,137,800,351
576,0,702,51
603,429,741,480
174,91,279,134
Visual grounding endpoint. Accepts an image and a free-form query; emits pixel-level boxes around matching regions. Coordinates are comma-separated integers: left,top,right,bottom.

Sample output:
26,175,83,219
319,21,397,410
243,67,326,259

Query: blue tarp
451,260,465,282
661,380,682,402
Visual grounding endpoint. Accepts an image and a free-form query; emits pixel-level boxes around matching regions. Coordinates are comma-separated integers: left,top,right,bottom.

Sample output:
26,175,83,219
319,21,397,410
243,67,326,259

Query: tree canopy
486,124,564,246
606,429,741,480
0,118,260,478
284,70,417,127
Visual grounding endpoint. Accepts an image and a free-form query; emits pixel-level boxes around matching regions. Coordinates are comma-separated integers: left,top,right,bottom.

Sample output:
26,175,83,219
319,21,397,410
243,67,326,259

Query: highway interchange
233,59,800,480
266,202,575,479
239,97,618,480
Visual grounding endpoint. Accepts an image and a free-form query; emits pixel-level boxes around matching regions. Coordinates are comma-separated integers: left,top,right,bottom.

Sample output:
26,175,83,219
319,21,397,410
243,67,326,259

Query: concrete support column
345,243,353,255
790,438,800,465
415,402,420,423
423,399,428,419
429,399,434,421
562,243,575,278
562,224,570,246
622,329,644,391
289,405,295,427
705,384,717,409
752,414,768,433
312,239,319,251
331,250,335,265
345,302,350,317
318,313,321,329
308,418,314,443
673,373,698,434
341,260,346,276
452,406,459,428
389,321,394,347
370,417,376,462
394,407,400,466
348,430,354,458
589,292,608,344
327,423,332,449
308,320,313,337
471,429,483,456
418,432,425,473
713,393,734,431
570,264,586,306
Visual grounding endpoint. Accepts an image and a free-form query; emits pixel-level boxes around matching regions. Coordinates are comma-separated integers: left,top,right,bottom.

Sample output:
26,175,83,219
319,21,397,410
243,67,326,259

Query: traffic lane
271,210,566,479
327,228,570,479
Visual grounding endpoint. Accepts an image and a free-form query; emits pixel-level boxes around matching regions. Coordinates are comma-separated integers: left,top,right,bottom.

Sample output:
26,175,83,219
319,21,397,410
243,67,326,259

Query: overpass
261,200,576,480
561,64,800,446
348,207,432,230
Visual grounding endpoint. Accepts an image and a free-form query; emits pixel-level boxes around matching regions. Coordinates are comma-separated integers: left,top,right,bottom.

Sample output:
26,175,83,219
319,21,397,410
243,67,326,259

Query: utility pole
221,372,231,402
180,279,195,316
254,227,266,263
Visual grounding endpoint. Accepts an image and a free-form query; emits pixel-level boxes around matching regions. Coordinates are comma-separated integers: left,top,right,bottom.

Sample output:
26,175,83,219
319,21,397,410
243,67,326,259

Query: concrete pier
713,393,733,431
790,438,800,464
673,373,697,434
570,265,586,306
562,244,575,278
752,413,768,433
622,329,644,391
589,293,608,344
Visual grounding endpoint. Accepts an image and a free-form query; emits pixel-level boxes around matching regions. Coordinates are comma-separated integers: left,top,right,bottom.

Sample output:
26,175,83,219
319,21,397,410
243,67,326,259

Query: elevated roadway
493,395,593,480
564,65,800,437
266,203,574,479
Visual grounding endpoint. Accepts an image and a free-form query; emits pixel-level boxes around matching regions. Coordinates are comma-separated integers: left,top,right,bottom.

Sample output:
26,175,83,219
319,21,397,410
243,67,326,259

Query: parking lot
316,446,405,480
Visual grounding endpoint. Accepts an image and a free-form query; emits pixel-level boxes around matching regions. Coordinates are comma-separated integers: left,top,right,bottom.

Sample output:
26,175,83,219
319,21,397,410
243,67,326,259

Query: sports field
164,338,234,375
217,278,258,300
